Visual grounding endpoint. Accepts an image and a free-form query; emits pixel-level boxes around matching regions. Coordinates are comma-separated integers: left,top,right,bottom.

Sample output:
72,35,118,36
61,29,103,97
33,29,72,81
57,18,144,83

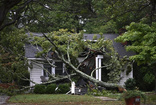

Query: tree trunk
155,70,156,93
20,73,76,91
0,0,33,31
154,64,156,93
61,56,119,88
43,34,121,89
0,0,22,29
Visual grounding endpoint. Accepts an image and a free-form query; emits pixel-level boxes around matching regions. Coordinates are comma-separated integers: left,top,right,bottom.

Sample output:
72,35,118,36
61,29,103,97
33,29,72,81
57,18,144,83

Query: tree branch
77,50,91,69
20,73,76,91
90,64,112,77
0,0,33,31
67,40,71,63
41,32,121,88
31,60,57,80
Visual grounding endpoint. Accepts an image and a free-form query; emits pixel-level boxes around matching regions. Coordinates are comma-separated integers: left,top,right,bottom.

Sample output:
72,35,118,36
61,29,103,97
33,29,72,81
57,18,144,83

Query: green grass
8,94,125,105
145,92,156,105
8,93,156,105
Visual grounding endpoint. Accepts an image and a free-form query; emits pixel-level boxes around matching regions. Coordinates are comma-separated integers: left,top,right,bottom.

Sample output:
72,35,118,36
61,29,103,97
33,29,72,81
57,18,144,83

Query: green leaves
84,0,150,33
115,22,156,65
143,73,155,84
0,27,29,84
32,29,125,83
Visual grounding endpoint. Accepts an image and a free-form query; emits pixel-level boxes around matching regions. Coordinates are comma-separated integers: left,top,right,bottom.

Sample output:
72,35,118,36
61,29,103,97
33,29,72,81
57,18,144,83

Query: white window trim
42,61,64,76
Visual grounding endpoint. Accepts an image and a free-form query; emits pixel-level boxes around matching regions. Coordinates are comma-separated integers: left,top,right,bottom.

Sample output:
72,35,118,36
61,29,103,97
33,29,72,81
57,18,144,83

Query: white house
25,33,134,87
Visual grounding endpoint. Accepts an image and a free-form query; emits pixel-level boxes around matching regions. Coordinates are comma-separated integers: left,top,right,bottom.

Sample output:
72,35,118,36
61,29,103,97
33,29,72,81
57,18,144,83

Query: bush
124,78,136,90
56,83,70,94
87,89,109,96
17,71,30,86
120,90,146,103
46,84,57,94
133,64,155,91
34,84,46,94
0,87,17,96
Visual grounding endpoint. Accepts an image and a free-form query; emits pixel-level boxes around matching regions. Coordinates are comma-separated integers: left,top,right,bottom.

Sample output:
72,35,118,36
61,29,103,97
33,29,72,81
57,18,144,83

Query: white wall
28,60,64,86
29,61,43,86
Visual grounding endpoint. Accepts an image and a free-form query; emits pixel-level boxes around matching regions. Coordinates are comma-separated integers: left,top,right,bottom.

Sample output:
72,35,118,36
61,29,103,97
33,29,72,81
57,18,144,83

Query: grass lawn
8,93,156,105
145,92,156,105
8,94,125,105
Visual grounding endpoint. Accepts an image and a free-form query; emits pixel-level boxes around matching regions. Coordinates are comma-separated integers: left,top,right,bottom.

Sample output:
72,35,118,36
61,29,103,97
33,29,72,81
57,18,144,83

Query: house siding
29,60,65,86
29,61,43,86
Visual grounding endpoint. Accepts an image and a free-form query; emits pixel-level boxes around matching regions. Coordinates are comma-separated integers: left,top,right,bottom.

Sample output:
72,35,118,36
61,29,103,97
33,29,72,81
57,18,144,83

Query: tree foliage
115,22,156,65
115,22,156,92
84,0,153,33
1,0,155,33
30,29,130,88
0,0,33,31
19,0,95,32
0,27,29,86
0,0,155,89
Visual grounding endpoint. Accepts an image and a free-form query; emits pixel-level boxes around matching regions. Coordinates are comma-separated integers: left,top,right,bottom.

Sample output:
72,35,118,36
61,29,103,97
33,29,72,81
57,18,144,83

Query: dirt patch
95,96,117,101
0,95,10,105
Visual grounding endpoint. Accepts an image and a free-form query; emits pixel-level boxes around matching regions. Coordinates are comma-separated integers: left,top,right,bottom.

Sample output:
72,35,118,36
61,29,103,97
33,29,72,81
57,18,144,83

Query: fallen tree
28,30,131,89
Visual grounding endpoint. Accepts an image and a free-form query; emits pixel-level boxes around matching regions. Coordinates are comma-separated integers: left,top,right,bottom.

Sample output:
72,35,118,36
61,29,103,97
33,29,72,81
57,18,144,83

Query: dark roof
25,33,135,58
83,34,135,57
25,43,42,58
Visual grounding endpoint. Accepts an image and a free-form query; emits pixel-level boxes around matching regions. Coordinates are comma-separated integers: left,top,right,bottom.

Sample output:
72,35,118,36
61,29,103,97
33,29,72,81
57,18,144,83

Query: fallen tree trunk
20,73,76,91
65,60,119,88
56,51,120,88
43,33,122,89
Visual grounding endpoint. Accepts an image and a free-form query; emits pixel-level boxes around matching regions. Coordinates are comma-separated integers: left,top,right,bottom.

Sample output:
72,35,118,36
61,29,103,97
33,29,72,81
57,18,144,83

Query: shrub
133,65,155,91
34,84,46,94
120,90,146,103
124,78,136,90
17,71,30,86
87,89,100,96
0,87,17,96
56,83,70,94
46,84,57,94
87,89,109,96
0,83,17,89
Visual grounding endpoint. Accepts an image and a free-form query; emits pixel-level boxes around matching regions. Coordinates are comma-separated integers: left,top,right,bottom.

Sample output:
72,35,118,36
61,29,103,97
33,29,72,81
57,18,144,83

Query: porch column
98,57,102,81
95,55,103,81
96,57,99,80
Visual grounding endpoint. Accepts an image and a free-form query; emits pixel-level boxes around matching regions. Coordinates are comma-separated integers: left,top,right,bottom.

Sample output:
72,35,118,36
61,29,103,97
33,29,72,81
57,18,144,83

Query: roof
25,43,42,58
83,34,135,57
25,33,135,58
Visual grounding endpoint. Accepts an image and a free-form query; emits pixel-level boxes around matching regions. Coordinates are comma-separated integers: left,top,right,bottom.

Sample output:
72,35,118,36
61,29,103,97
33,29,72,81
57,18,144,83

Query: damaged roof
25,33,135,58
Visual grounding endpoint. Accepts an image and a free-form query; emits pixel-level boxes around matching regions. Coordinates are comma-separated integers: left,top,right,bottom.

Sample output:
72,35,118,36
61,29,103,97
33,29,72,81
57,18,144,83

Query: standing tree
22,0,95,33
0,0,34,31
84,0,155,33
115,22,156,92
1,0,155,33
0,27,29,86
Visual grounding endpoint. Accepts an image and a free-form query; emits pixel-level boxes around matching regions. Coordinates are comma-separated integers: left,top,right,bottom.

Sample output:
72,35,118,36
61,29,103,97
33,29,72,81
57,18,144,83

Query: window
43,62,64,77
55,62,63,75
43,64,51,77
